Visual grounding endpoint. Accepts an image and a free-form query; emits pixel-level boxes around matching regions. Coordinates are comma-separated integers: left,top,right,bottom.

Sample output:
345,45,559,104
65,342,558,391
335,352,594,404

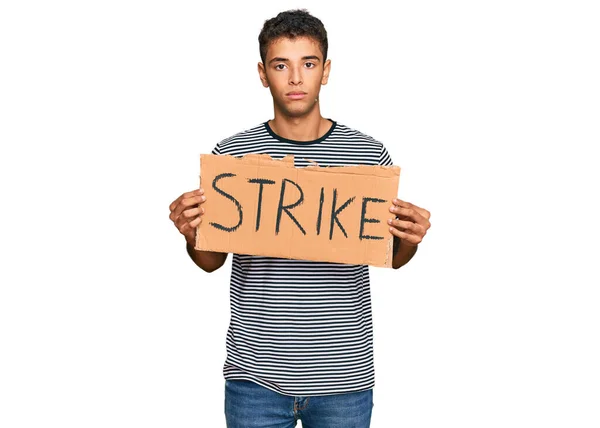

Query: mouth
286,91,307,100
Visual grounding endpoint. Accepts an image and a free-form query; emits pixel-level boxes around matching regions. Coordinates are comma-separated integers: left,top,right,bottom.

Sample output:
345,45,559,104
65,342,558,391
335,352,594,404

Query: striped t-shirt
211,119,393,396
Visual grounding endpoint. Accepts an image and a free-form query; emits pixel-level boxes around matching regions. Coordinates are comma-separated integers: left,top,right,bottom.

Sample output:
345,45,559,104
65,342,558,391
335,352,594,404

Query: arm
388,198,431,270
391,236,418,270
169,188,229,273
186,243,228,273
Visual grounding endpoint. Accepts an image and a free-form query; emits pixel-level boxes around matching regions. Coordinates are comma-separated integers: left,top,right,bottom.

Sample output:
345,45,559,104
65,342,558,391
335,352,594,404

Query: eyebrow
268,55,321,64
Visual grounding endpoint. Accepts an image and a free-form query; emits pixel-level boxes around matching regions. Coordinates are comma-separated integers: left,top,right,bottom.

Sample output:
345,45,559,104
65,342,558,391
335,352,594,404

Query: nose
289,66,303,85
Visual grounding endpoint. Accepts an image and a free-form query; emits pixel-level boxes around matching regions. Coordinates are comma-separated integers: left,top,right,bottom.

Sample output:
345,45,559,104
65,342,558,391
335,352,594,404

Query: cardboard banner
195,154,400,267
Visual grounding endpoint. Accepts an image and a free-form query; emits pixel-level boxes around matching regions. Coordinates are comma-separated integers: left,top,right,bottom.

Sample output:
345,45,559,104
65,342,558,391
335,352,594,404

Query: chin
274,98,317,118
287,109,310,118
286,104,316,118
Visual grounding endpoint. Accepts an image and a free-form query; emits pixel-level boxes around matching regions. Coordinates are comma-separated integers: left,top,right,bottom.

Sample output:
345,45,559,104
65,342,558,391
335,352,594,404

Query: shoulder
332,122,393,166
217,123,267,148
332,122,385,149
212,122,268,155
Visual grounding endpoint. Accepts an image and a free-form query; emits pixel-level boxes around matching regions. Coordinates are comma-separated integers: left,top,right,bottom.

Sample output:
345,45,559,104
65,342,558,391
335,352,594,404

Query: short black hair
258,9,328,64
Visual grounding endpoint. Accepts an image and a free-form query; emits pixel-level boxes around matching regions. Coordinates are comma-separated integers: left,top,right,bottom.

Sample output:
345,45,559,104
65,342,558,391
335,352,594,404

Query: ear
321,59,331,85
258,62,269,88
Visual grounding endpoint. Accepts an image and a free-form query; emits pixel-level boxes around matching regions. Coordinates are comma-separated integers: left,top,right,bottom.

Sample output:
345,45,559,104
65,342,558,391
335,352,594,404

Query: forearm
391,236,418,269
186,242,228,273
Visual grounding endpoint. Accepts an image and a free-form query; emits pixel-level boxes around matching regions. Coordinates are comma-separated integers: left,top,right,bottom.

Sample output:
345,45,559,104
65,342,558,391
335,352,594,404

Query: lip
286,92,307,100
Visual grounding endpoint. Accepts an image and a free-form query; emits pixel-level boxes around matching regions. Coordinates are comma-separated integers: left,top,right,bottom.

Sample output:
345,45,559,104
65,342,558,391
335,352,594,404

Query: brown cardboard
195,154,401,267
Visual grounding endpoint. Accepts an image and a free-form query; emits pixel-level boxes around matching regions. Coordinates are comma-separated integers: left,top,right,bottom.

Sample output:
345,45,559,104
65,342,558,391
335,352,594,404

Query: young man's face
258,36,331,119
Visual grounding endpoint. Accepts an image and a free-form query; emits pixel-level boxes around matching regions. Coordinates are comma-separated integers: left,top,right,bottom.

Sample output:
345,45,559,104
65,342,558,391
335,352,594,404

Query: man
169,9,431,428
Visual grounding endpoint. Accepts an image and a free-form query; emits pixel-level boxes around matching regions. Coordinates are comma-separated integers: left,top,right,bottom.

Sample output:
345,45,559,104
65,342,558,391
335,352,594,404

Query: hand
388,199,431,247
169,189,206,247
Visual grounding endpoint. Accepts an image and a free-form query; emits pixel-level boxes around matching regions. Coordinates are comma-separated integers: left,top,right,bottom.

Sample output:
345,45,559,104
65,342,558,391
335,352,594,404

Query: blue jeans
224,379,373,428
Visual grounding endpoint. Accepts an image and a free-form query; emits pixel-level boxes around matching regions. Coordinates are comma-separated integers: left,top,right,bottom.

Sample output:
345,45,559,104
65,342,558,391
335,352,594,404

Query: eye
275,64,286,70
305,62,315,68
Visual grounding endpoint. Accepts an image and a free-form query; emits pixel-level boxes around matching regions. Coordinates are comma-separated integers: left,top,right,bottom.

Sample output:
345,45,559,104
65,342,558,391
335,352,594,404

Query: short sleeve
379,144,393,166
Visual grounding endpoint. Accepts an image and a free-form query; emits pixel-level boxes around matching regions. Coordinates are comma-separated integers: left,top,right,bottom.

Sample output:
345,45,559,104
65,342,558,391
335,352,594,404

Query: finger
188,215,203,230
389,206,414,218
389,206,425,224
169,189,203,212
170,204,202,223
179,220,190,237
173,194,206,218
180,211,203,231
170,191,195,212
390,205,431,228
392,198,431,220
182,206,205,219
180,218,196,235
388,226,422,246
181,222,201,245
391,198,413,209
387,218,424,235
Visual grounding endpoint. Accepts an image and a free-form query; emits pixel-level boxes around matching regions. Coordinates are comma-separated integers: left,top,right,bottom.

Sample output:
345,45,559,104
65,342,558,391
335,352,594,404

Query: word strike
209,173,387,241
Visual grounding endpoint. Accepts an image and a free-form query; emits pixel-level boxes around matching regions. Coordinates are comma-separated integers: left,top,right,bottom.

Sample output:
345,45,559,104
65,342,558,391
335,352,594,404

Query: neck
269,106,330,142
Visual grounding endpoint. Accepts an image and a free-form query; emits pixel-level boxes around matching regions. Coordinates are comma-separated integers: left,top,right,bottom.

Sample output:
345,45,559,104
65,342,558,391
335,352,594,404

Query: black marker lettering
316,186,325,235
276,179,306,235
209,173,243,232
329,189,355,240
359,197,386,240
248,178,276,231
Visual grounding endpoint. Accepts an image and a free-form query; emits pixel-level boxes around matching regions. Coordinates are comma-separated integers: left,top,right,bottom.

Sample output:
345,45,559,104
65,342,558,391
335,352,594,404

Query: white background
1,0,599,427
